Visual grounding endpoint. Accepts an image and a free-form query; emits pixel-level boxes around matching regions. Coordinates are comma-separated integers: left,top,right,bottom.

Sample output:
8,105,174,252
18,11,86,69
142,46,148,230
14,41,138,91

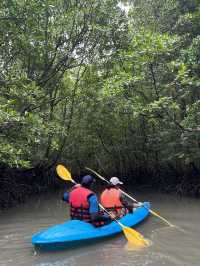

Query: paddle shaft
99,203,141,237
85,167,138,203
85,167,174,227
99,203,120,224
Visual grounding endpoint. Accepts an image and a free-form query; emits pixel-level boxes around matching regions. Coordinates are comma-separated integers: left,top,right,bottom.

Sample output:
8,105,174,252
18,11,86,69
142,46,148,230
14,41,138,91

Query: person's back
69,185,94,222
63,175,111,226
100,186,123,208
100,177,129,218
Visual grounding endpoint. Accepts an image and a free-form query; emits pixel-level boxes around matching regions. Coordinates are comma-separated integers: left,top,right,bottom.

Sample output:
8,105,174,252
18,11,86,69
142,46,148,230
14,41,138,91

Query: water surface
0,191,199,266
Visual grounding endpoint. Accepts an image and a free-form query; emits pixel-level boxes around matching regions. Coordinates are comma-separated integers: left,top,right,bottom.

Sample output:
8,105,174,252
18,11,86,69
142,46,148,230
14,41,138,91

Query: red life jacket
100,187,128,218
69,186,93,222
69,186,105,227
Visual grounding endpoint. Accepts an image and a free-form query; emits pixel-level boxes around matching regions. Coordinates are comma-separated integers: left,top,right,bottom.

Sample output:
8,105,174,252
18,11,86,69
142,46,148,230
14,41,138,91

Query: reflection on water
0,191,200,266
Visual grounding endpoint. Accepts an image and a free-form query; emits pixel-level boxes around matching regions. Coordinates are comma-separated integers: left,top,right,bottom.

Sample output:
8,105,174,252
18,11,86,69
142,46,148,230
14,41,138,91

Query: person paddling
63,175,111,227
100,177,140,219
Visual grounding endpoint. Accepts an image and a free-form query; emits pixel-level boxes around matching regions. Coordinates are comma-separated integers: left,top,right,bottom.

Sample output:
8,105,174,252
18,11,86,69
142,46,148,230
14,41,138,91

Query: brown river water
0,191,200,266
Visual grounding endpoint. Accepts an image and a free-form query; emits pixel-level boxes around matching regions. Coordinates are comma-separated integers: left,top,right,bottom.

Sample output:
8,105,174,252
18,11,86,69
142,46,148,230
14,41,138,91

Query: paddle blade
149,209,174,227
122,226,149,247
56,165,72,182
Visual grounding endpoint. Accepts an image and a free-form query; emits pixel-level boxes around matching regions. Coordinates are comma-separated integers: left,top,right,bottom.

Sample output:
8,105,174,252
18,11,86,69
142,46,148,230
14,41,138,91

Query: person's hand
109,213,116,220
133,202,143,208
73,183,81,188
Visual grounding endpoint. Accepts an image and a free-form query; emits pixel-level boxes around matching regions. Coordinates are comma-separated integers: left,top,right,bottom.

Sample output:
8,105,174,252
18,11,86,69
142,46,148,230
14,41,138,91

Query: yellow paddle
99,202,149,246
56,165,76,183
56,164,149,247
85,167,174,227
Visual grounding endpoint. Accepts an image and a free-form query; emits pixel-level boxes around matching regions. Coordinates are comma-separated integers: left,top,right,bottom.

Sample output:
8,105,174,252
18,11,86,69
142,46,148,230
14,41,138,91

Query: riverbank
0,163,200,210
0,166,61,209
124,163,200,197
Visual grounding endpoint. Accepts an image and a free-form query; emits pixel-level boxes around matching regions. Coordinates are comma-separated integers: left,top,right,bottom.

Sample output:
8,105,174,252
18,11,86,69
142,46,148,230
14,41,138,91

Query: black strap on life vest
104,205,129,218
70,204,107,227
70,203,91,222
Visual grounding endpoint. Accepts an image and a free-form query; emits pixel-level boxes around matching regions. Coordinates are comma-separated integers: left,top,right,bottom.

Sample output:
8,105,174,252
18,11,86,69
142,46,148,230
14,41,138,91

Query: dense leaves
0,0,200,200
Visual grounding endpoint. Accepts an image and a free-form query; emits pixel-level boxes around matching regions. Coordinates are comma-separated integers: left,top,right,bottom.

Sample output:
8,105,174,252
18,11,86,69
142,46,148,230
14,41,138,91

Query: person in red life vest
100,176,134,219
63,175,111,227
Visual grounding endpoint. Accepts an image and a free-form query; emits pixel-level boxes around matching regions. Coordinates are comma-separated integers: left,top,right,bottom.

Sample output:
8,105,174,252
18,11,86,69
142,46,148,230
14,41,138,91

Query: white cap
110,177,123,186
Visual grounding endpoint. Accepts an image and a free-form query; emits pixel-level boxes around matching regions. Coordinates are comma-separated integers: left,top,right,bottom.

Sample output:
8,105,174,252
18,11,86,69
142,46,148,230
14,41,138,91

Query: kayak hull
32,202,150,250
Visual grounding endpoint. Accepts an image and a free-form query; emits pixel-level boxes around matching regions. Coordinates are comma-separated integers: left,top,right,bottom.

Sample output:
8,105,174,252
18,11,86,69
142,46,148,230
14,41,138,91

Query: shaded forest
0,0,200,208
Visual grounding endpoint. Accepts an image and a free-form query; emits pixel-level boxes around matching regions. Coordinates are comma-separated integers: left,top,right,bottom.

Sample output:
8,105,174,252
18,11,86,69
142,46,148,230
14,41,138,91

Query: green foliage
0,0,199,186
0,0,128,167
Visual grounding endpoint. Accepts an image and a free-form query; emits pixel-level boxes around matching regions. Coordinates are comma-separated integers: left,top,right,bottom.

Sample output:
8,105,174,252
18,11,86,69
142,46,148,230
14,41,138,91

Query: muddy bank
125,163,200,197
0,165,61,209
0,162,200,210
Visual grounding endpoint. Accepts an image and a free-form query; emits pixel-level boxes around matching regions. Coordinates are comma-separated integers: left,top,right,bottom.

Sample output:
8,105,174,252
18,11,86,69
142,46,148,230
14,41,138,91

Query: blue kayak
32,202,150,250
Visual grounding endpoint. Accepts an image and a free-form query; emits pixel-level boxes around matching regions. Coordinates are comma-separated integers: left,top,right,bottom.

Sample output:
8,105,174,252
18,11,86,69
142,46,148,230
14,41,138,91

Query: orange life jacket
100,188,123,208
100,187,128,218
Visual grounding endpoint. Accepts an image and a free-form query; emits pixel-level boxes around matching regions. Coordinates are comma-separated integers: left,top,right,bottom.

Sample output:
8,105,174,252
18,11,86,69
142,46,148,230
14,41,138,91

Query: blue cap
81,175,93,185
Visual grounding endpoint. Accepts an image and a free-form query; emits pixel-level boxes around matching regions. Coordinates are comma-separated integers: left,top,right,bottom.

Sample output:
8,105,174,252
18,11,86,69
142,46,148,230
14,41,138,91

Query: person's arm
120,193,129,208
88,195,111,222
88,194,99,213
120,193,134,213
62,192,69,202
120,193,143,209
62,184,81,202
